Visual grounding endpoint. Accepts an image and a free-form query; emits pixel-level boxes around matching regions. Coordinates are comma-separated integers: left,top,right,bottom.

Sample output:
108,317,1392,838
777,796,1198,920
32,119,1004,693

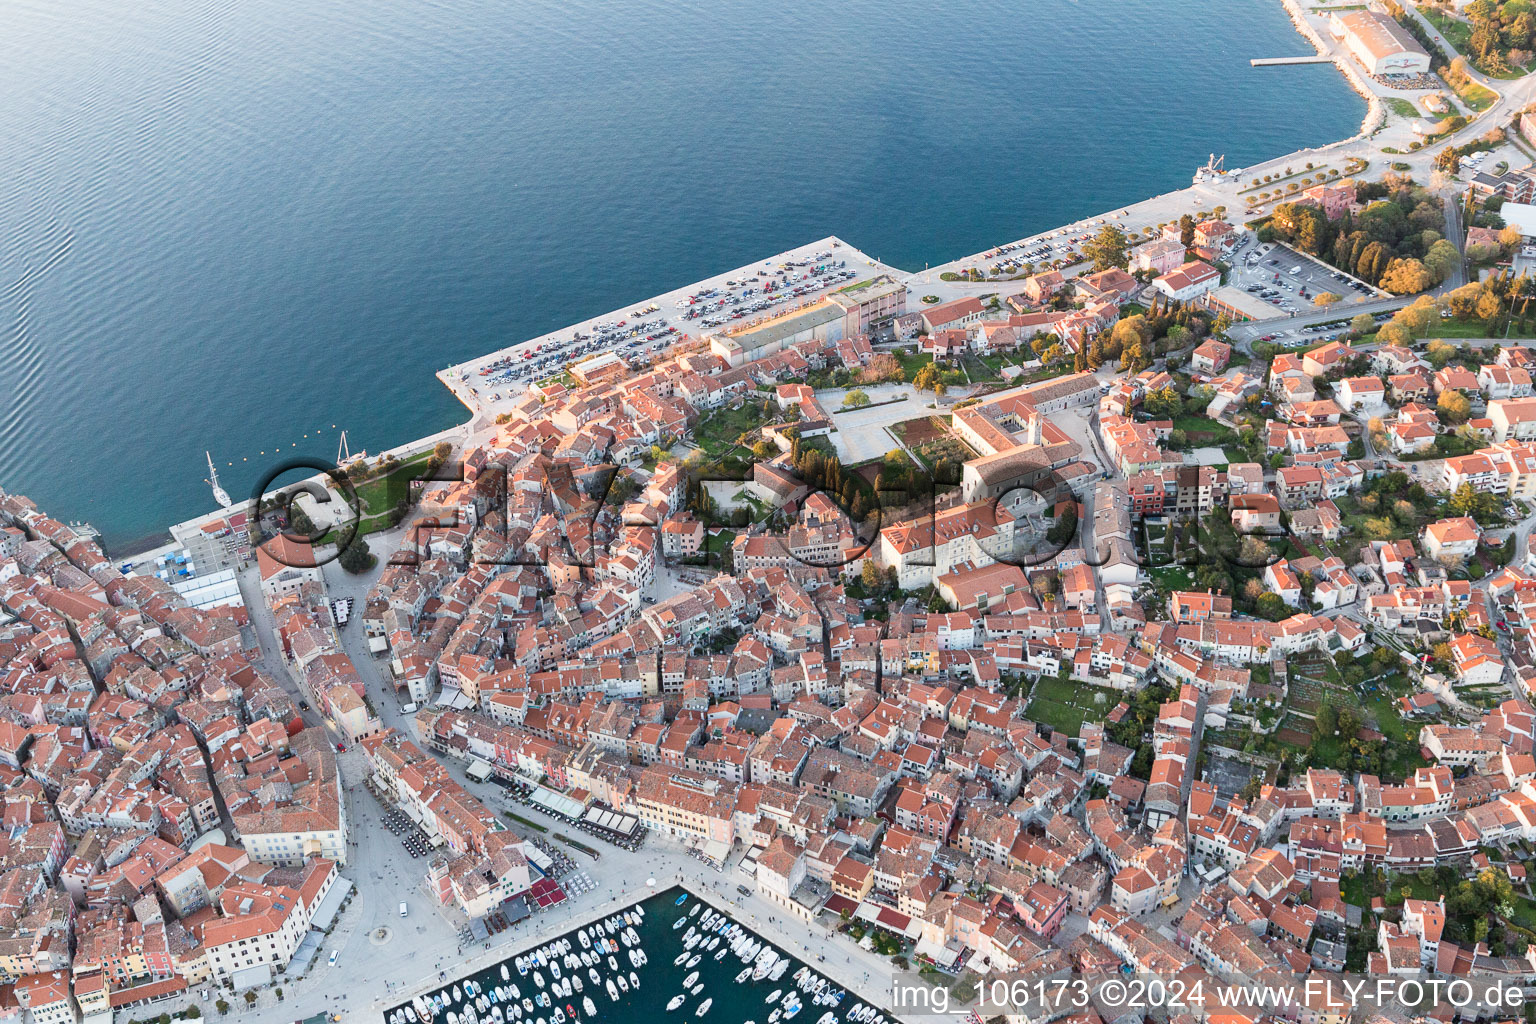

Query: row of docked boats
395,907,648,1024
664,896,887,1024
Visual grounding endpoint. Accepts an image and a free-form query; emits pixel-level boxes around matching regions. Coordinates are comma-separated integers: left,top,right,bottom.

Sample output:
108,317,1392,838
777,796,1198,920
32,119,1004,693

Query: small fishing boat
667,996,687,1012
765,991,782,1005
736,968,752,984
616,976,628,994
628,972,639,991
607,956,619,972
696,1000,712,1017
606,980,619,1002
675,894,688,906
502,965,511,982
584,998,598,1017
672,918,687,931
686,955,701,969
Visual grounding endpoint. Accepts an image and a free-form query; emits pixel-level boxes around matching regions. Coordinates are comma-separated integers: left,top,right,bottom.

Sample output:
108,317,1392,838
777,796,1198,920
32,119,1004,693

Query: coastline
139,0,1383,558
383,878,899,1023
1275,0,1386,143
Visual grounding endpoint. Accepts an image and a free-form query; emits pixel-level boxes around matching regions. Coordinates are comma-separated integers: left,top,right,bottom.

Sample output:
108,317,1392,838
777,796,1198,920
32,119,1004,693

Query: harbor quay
21,6,1536,1024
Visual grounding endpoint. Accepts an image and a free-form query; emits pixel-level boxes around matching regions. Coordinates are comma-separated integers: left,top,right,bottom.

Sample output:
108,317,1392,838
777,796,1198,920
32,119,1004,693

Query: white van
400,902,409,918
401,703,418,714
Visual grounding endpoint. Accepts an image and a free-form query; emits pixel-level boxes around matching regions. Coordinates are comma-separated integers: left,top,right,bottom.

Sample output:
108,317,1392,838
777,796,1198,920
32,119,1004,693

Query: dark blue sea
0,0,1365,552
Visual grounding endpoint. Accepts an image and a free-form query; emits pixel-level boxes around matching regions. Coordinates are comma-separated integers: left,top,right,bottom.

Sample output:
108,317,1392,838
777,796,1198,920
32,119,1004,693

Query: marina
386,888,892,1024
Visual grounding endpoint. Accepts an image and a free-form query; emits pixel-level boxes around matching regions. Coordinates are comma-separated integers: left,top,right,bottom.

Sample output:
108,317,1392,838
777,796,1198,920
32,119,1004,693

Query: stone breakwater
1275,0,1386,141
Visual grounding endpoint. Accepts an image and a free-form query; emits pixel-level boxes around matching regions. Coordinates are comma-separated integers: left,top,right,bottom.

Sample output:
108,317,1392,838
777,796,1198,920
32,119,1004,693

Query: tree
1350,312,1376,336
1379,257,1433,295
842,389,871,408
1253,592,1288,621
1046,503,1078,546
1144,386,1183,419
1438,388,1472,424
1424,238,1462,284
1477,288,1504,321
1448,482,1481,516
1393,294,1439,339
912,363,941,390
1425,339,1457,368
1120,340,1150,373
339,537,377,575
1313,292,1343,307
1083,225,1130,272
860,559,884,592
1362,517,1395,540
1179,213,1196,250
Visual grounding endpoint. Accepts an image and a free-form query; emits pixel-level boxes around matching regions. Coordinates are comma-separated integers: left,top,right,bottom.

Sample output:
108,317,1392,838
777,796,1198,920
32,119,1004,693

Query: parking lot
1229,241,1376,318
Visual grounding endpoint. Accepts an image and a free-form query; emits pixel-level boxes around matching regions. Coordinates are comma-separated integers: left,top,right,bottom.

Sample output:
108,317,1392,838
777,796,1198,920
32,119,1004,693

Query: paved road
1224,294,1410,345
1444,191,1469,291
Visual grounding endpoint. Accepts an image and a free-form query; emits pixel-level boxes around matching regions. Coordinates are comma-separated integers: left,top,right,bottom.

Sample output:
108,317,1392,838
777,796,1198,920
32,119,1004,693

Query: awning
913,936,965,969
529,786,586,819
307,876,354,931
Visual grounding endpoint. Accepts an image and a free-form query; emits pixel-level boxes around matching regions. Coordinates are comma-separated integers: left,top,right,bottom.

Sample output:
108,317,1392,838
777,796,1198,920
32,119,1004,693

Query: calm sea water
0,0,1364,552
390,888,847,1024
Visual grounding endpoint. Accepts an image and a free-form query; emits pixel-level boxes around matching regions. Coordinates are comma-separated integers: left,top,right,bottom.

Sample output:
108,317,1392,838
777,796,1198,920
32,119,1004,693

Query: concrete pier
1251,55,1334,66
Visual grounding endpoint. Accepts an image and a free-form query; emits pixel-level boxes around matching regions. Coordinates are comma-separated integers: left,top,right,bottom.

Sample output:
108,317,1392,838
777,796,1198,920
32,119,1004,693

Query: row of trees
1262,179,1452,293
1458,0,1536,74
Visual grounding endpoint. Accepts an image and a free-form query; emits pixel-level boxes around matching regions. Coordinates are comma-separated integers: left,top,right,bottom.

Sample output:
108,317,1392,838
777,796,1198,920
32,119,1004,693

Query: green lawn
1028,676,1121,738
1149,566,1195,592
1419,5,1530,79
694,401,774,459
1452,76,1499,110
1426,320,1536,340
1418,5,1471,52
893,349,931,379
1171,414,1238,445
348,450,434,516
1385,97,1422,119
